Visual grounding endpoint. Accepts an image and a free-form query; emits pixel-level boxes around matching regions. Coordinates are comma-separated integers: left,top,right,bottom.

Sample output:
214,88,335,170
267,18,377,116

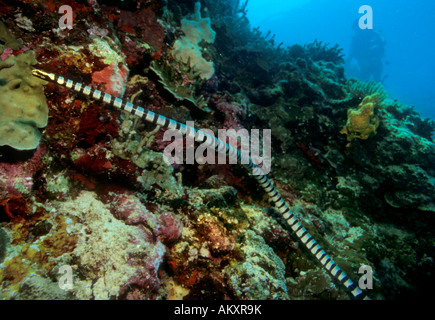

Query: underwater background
0,0,434,301
248,0,435,120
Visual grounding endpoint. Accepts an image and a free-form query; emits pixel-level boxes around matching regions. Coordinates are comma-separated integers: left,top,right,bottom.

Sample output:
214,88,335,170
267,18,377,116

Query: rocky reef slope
0,0,434,300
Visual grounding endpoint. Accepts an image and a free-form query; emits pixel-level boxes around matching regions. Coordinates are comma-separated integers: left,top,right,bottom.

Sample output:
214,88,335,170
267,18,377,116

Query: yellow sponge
340,93,380,142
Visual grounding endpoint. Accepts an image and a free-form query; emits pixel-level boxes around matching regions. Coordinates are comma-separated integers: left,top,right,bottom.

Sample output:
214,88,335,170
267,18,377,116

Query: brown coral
340,93,381,142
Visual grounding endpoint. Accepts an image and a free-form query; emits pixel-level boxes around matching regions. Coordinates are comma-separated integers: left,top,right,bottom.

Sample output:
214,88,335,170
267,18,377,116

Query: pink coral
73,144,114,174
103,190,183,246
120,240,166,300
156,212,183,244
216,100,247,129
0,145,47,200
0,47,13,61
106,190,158,231
197,217,235,255
91,62,129,96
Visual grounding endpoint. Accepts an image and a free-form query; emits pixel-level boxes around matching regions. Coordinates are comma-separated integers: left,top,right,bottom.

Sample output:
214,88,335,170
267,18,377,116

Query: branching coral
304,39,344,64
346,78,388,103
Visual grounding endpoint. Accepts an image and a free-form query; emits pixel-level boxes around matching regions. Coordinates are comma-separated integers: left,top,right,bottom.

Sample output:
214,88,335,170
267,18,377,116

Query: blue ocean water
247,0,435,120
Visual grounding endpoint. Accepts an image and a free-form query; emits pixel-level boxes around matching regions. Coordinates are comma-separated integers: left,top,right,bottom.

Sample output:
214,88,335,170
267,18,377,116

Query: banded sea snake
32,69,370,300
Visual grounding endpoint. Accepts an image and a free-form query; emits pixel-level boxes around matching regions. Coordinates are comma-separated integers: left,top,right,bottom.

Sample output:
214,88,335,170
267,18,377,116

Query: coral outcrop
172,2,216,80
0,51,48,150
224,230,289,300
340,93,380,141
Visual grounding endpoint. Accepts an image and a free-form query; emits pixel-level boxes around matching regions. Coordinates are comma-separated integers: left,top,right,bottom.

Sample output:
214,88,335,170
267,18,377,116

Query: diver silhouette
347,21,387,83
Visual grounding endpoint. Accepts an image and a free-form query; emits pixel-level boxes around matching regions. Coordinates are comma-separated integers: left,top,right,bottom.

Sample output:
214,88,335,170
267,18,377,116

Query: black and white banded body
31,69,370,300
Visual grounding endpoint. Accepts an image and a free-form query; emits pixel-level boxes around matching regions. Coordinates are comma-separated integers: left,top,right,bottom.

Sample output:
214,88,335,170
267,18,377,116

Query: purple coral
0,145,46,199
105,190,158,233
155,212,183,245
120,241,166,300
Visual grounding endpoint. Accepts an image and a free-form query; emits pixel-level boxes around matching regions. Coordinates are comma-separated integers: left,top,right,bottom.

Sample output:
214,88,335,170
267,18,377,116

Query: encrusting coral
340,93,381,142
0,51,48,150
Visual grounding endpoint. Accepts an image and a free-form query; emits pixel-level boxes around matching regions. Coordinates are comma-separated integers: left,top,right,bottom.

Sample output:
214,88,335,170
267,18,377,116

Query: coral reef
59,191,166,300
0,0,434,302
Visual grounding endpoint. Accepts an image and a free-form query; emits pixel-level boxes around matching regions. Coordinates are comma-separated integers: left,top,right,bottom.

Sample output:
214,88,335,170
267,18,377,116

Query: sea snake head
32,69,56,82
